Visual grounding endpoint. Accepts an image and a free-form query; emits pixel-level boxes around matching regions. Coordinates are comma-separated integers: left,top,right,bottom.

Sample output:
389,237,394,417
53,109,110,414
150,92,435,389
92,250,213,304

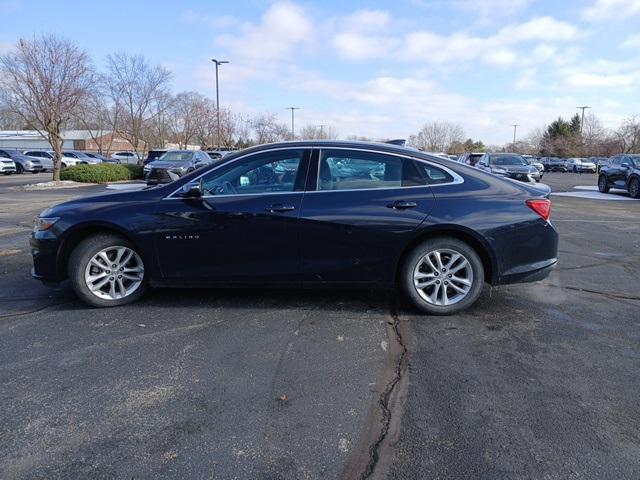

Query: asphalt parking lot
1,172,639,479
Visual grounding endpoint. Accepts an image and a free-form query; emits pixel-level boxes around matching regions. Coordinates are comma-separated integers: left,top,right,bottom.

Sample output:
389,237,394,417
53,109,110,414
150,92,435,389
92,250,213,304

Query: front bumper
30,232,63,282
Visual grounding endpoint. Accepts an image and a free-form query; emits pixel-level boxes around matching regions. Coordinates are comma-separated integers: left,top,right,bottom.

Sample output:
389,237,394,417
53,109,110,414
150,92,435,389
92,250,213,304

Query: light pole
211,59,229,149
577,106,591,134
512,124,519,148
287,107,300,140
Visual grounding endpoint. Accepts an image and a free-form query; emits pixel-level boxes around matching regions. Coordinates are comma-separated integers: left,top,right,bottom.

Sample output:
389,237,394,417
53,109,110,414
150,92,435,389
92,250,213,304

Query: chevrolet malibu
31,141,558,315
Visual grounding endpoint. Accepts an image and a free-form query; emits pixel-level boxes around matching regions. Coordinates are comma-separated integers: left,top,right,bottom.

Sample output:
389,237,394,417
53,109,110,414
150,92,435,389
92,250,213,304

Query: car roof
220,140,455,164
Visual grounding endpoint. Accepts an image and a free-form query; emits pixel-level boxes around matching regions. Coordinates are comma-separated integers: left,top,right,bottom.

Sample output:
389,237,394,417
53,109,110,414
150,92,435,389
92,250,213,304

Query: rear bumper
497,258,557,285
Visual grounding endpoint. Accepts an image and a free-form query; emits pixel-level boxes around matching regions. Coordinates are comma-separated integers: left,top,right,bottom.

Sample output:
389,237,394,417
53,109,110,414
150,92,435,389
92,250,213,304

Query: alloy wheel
413,249,473,306
630,179,640,198
84,246,144,300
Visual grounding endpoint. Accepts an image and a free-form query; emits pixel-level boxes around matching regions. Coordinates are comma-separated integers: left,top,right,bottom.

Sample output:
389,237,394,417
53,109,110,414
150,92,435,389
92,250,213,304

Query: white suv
110,151,141,164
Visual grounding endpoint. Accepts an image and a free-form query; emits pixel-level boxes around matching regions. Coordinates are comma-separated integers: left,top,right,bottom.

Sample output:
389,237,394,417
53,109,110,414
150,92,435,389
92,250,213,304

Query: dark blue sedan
30,141,558,315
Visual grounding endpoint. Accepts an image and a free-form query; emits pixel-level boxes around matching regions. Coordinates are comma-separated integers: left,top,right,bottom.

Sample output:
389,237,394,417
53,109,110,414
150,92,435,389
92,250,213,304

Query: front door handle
387,200,417,210
265,204,295,213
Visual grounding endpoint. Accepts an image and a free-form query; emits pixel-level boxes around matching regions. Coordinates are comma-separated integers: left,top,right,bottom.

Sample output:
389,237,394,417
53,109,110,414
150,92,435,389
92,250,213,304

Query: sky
1,0,639,144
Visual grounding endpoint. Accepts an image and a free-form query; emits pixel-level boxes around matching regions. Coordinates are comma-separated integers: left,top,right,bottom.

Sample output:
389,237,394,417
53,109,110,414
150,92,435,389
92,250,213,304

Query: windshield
490,155,527,166
159,151,193,162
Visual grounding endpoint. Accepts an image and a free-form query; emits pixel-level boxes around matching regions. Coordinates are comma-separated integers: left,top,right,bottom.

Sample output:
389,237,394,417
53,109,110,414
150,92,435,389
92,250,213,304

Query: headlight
34,216,60,232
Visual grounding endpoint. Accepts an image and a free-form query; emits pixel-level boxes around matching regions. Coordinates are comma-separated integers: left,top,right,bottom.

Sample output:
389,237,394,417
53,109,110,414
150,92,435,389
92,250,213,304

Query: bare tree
69,88,112,154
251,114,289,144
615,116,640,154
104,52,172,163
0,35,95,180
168,91,207,149
299,124,338,140
408,121,465,152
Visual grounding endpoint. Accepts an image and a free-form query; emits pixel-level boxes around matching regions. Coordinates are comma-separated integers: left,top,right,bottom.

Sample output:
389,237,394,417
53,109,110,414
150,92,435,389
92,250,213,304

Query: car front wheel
598,175,610,193
68,234,147,307
401,237,484,315
629,178,640,199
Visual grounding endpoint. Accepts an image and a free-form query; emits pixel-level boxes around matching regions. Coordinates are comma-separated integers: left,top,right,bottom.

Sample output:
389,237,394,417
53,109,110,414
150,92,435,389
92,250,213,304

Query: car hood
147,160,190,169
40,187,164,217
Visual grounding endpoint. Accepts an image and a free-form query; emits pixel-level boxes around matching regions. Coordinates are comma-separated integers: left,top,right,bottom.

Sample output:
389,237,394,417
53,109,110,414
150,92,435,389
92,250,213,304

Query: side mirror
621,162,629,169
178,181,202,198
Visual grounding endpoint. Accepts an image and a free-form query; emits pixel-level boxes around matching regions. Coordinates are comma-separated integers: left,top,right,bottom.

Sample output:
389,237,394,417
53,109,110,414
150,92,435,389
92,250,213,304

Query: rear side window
416,162,454,185
318,149,403,191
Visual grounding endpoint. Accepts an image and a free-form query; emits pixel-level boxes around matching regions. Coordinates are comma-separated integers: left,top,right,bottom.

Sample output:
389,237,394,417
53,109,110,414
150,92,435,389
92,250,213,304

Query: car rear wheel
598,175,610,193
69,234,147,307
16,163,24,174
629,178,640,199
401,237,484,315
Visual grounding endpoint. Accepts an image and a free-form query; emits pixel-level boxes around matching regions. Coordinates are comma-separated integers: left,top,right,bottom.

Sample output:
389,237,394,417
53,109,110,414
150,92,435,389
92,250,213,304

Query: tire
61,163,67,169
629,178,640,199
401,237,484,315
16,163,24,174
68,234,147,307
598,175,610,193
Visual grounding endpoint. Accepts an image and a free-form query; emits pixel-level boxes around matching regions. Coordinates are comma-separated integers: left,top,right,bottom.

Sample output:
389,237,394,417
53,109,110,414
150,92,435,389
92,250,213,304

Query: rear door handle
265,204,295,213
387,200,417,210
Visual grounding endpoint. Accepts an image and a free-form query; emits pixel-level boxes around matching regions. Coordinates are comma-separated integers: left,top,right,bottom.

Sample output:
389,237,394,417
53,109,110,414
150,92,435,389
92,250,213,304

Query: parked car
566,158,596,173
31,140,558,314
63,151,102,164
0,154,16,175
23,150,54,171
522,155,544,179
23,151,80,169
144,149,168,165
84,153,115,163
144,150,215,184
110,151,141,164
590,156,609,168
0,149,44,173
540,157,568,172
458,152,485,167
598,154,640,198
476,153,541,182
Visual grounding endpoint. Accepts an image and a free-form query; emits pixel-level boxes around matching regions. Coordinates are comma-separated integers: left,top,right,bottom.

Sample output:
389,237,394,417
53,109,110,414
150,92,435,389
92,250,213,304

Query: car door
154,148,310,284
298,148,437,285
607,156,624,188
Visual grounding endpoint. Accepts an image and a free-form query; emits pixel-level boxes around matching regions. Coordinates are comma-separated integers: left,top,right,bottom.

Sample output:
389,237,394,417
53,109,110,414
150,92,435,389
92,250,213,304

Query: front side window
318,149,402,191
201,149,305,196
0,151,10,158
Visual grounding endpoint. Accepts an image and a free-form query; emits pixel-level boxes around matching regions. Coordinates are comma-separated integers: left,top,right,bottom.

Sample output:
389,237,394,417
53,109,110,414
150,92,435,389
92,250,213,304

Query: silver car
63,151,102,164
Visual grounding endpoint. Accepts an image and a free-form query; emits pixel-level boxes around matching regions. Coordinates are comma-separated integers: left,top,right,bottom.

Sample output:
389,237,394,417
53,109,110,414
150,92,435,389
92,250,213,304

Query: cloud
581,0,640,21
565,72,635,88
454,0,532,23
332,33,400,60
215,2,313,62
399,17,579,68
622,33,640,48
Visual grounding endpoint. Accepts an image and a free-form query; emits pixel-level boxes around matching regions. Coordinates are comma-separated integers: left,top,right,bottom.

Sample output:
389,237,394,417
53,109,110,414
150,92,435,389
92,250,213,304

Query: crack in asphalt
547,283,640,302
359,297,408,480
0,301,72,319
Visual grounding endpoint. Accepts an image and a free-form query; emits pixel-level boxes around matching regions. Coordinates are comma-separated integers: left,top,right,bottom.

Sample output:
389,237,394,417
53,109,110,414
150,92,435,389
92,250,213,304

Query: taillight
526,199,551,221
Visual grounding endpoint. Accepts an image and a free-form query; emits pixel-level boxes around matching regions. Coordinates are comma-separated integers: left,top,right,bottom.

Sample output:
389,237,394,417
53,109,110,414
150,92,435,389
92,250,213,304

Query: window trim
164,146,464,200
310,147,463,193
164,146,310,200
